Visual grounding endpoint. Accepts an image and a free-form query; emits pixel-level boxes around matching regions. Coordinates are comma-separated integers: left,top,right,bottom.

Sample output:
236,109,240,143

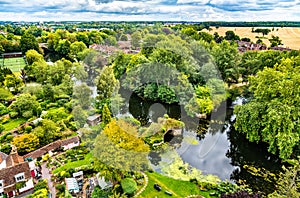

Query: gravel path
134,172,148,197
41,163,56,198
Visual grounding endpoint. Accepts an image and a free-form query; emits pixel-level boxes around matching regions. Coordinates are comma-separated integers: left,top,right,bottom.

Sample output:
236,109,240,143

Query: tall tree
72,105,88,129
234,58,300,160
4,74,23,93
32,119,61,146
69,41,87,60
102,104,112,126
93,119,150,172
211,40,240,84
73,83,92,109
25,49,44,65
20,32,39,54
96,66,119,101
9,93,41,118
131,31,142,49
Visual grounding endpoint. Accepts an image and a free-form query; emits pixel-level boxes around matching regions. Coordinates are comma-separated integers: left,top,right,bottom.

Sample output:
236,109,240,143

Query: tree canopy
235,57,300,160
93,119,150,172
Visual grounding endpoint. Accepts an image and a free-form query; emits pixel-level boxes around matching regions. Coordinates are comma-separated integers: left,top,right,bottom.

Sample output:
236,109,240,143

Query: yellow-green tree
96,66,119,101
9,93,41,118
93,119,150,173
12,133,39,155
32,119,61,146
102,103,112,126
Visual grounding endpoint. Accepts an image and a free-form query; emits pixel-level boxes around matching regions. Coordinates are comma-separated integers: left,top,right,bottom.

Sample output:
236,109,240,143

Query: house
0,147,34,197
23,136,80,160
236,41,267,52
61,136,80,150
86,114,101,126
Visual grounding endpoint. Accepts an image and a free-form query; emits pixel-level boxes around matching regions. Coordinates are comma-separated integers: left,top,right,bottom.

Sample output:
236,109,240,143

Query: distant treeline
1,21,300,30
199,21,300,27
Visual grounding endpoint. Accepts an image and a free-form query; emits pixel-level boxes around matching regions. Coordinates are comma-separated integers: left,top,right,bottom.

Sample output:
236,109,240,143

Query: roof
5,153,24,167
0,152,8,164
61,136,80,146
2,52,23,56
65,178,80,192
0,162,31,193
87,114,101,122
23,136,80,159
23,141,61,159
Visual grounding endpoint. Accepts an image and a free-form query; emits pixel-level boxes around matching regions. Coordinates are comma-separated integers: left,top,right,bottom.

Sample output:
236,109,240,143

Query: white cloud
0,0,299,21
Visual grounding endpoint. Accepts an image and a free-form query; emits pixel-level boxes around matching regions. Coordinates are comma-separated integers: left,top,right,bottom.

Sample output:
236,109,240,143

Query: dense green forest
0,22,299,198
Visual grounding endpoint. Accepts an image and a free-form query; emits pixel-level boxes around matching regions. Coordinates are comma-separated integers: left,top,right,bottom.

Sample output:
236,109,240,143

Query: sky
0,0,300,22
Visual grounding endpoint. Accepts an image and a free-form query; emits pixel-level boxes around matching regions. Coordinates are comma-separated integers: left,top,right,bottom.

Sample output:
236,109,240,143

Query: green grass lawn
2,118,27,131
3,57,26,72
139,172,217,198
52,152,93,174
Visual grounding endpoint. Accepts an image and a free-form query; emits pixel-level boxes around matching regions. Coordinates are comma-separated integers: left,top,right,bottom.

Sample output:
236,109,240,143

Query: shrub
0,103,8,116
0,144,12,154
5,134,13,142
22,110,33,118
59,170,70,179
25,126,32,133
0,124,4,133
9,111,19,118
55,184,66,195
28,189,48,198
16,181,26,190
34,179,49,192
42,154,50,162
92,186,112,198
120,178,137,195
221,190,261,198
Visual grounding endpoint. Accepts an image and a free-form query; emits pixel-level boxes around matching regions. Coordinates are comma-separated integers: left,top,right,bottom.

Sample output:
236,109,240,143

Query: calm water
124,93,282,193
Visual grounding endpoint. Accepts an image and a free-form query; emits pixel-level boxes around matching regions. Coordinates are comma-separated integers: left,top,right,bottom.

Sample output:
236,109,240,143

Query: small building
86,114,101,126
0,147,35,197
65,178,80,194
72,171,83,180
1,52,23,59
31,118,43,126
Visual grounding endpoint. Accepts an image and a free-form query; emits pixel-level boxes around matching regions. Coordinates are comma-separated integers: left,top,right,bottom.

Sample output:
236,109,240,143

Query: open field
1,57,27,72
202,27,300,50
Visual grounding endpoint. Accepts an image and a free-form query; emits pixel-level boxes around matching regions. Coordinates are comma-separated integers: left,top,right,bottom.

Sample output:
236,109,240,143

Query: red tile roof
23,136,80,159
0,162,31,193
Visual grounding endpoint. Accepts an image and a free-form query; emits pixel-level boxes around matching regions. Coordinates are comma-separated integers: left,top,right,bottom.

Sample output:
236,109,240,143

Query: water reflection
126,94,282,193
227,124,281,194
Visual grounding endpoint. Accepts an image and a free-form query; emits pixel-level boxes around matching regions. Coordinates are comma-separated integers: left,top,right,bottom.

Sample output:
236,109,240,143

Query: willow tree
234,58,300,160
